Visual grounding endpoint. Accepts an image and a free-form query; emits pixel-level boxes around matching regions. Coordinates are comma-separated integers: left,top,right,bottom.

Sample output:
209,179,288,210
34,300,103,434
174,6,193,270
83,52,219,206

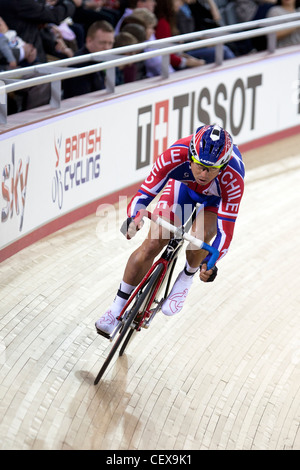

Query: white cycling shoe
95,307,121,337
161,271,194,316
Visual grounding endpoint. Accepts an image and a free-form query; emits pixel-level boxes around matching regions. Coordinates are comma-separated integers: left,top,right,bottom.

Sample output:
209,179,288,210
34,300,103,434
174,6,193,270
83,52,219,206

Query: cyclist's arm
127,146,186,218
205,161,245,265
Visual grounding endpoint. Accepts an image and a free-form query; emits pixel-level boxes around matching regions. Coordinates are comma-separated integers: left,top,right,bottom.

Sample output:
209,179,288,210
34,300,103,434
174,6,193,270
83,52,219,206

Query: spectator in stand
73,0,122,32
234,0,277,22
120,12,148,32
0,32,17,69
40,23,77,60
121,21,147,42
154,0,205,70
44,1,85,53
129,7,156,39
63,20,115,98
0,0,80,63
175,0,235,63
129,7,176,76
234,0,277,51
115,0,157,33
266,0,300,47
0,16,37,69
175,0,195,33
119,14,148,79
114,30,142,84
189,0,223,31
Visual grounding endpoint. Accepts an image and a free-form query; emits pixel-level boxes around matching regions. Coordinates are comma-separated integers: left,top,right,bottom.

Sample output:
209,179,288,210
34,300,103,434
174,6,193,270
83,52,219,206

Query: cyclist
95,124,245,337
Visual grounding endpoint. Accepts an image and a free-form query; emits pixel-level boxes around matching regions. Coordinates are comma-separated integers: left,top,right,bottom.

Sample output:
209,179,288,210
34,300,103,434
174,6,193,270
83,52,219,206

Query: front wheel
94,264,164,385
119,328,135,357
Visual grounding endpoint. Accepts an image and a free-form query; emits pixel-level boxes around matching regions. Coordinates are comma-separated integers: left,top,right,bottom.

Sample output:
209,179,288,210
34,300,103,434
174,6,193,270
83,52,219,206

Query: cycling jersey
127,134,245,264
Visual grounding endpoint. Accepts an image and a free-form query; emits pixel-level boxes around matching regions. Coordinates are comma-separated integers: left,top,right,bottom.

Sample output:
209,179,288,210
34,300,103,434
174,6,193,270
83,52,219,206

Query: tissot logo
136,101,169,170
136,73,263,170
154,101,169,159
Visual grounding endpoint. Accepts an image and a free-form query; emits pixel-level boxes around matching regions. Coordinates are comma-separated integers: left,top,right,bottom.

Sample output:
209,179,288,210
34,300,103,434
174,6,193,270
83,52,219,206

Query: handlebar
134,209,219,270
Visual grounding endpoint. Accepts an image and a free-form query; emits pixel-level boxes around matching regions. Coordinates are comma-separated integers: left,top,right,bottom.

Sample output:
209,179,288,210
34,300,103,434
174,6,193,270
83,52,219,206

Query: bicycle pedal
95,327,112,340
95,321,122,341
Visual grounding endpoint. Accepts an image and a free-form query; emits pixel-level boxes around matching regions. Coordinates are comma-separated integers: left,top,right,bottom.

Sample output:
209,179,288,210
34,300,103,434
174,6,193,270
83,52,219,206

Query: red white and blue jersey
127,135,245,263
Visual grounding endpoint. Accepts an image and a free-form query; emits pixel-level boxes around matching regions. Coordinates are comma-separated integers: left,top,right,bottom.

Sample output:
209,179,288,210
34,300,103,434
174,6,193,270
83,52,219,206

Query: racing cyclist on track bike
95,124,245,337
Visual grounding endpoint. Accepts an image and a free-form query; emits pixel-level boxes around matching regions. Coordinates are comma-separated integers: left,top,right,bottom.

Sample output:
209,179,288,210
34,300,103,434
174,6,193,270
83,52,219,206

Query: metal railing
0,12,300,124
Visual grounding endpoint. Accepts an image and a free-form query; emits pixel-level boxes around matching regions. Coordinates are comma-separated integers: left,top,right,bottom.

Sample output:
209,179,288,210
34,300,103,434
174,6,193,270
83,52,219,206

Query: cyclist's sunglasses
189,153,224,169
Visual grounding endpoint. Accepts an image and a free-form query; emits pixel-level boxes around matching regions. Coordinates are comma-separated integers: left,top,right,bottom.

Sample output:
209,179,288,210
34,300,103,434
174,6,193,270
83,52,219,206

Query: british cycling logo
52,127,101,209
1,143,30,232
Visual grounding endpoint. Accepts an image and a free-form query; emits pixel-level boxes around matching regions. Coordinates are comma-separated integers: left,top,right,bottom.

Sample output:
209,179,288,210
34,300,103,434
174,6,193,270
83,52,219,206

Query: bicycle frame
111,210,219,337
129,238,184,331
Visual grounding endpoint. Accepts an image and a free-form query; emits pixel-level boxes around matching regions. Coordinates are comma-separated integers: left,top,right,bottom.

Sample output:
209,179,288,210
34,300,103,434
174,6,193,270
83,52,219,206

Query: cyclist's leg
122,220,170,286
162,193,220,316
94,262,165,384
95,226,168,335
96,194,174,336
150,182,201,315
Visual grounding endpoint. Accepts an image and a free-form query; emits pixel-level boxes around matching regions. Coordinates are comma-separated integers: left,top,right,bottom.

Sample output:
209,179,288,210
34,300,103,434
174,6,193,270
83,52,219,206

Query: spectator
41,23,77,60
175,0,195,34
118,15,148,79
154,0,205,70
234,0,277,22
114,29,138,47
189,0,223,31
0,0,79,63
0,32,17,69
115,0,157,33
0,16,37,69
73,0,121,32
121,21,147,42
266,0,300,47
120,12,148,33
63,20,115,98
130,7,176,76
175,0,235,62
114,30,141,84
129,7,157,39
235,0,277,51
0,17,37,68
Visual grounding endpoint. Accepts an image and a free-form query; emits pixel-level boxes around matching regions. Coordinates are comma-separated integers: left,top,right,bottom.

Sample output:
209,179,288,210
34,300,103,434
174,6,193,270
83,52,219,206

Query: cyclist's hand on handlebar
120,216,144,239
199,263,218,282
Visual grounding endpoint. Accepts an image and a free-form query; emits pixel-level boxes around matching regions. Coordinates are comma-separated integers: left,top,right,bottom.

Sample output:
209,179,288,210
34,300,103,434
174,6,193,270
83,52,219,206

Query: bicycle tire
94,264,164,385
119,328,134,357
119,246,183,358
119,263,166,356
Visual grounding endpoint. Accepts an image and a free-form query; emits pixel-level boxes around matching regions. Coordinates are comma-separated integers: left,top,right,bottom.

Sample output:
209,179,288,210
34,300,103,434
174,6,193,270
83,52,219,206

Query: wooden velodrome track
0,134,299,451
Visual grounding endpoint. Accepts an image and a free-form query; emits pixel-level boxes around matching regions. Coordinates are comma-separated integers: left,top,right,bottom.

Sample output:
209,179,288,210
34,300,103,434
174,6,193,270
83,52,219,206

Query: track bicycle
94,209,219,385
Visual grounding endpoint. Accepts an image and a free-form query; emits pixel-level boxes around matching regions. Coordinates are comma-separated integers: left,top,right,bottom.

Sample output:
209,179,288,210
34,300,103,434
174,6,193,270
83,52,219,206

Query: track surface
1,135,299,450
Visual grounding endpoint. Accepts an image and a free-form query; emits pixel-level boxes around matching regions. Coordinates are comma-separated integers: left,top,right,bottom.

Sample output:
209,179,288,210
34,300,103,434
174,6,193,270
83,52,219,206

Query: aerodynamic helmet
189,124,233,168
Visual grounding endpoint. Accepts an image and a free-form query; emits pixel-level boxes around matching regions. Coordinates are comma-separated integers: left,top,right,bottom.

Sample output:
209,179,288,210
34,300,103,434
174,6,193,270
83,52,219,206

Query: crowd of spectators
0,0,299,112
